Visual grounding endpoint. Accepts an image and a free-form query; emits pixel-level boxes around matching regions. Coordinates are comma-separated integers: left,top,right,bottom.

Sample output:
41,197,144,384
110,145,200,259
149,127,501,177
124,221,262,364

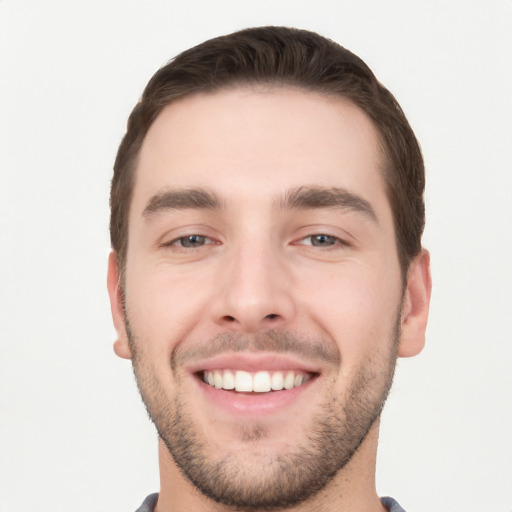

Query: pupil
313,235,334,246
184,235,204,247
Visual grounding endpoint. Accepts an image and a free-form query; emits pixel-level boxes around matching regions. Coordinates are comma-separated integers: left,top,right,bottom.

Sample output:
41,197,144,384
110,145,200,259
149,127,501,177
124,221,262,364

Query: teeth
271,371,284,391
235,370,253,392
202,369,311,393
253,371,271,392
284,371,295,390
223,370,235,390
214,370,223,389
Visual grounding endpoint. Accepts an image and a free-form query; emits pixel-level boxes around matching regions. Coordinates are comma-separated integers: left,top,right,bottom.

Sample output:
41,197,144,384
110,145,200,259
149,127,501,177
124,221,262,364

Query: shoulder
134,493,159,512
381,496,407,512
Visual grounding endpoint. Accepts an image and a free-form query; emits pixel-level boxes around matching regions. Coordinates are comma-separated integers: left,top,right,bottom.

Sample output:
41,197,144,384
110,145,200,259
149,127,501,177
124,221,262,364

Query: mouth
188,353,322,416
200,369,316,393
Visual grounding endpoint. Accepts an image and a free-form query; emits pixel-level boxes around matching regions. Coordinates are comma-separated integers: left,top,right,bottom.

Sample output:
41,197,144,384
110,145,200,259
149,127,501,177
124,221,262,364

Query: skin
108,87,431,512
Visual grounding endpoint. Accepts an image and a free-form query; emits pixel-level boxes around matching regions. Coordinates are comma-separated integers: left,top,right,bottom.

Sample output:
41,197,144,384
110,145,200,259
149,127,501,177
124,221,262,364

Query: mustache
171,329,341,370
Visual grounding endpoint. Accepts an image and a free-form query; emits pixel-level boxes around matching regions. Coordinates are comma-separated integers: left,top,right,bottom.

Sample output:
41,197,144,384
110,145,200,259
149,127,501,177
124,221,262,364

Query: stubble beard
127,320,400,511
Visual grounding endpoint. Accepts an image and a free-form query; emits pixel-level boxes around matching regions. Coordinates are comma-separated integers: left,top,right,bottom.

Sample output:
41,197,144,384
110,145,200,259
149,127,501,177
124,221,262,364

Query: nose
211,241,296,333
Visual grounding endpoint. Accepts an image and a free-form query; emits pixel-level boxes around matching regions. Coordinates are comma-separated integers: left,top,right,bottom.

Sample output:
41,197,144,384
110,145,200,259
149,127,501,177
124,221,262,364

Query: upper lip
186,353,323,375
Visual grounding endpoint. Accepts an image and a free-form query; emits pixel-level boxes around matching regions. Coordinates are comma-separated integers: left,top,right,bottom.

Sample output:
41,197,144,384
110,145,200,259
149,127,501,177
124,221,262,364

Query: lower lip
195,376,317,417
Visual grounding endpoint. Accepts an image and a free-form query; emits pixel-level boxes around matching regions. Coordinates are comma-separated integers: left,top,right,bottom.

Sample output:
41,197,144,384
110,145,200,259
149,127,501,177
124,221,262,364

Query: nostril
219,313,281,327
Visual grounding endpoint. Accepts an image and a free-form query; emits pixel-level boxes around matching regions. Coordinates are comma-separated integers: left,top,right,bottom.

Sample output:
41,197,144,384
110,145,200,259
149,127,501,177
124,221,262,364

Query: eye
169,235,213,248
301,234,340,247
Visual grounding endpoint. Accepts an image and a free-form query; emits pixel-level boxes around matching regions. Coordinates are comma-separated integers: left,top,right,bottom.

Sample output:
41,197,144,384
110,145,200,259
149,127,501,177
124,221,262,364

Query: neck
155,420,386,512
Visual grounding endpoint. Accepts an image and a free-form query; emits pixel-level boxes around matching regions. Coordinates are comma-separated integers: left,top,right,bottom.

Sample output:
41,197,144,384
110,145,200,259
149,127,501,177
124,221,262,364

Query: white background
1,1,511,511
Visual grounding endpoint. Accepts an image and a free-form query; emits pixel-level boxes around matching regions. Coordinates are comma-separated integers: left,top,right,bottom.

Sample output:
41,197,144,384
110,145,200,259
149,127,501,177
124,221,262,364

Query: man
107,26,431,512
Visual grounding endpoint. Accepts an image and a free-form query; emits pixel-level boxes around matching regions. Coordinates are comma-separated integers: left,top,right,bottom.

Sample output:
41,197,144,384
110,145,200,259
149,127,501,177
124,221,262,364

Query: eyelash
297,234,346,248
163,233,347,250
165,234,216,249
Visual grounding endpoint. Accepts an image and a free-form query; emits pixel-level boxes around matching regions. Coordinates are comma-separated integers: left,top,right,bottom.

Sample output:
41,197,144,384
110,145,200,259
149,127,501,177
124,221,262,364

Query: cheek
124,264,212,358
299,264,401,358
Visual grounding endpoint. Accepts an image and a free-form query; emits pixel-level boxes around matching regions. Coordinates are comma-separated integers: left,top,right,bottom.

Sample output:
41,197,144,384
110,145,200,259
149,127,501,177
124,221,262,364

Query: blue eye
307,234,338,247
174,235,209,248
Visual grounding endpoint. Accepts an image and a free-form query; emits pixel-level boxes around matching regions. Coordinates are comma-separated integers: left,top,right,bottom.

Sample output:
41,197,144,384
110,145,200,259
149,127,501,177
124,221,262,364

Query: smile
201,369,314,392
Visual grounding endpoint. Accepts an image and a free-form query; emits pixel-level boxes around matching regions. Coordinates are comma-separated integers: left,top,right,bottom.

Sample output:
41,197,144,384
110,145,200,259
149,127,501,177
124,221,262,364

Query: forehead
133,87,387,215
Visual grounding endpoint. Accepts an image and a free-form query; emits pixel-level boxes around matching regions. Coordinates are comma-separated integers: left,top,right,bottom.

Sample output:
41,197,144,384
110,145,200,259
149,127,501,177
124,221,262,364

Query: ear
398,248,432,358
107,251,132,360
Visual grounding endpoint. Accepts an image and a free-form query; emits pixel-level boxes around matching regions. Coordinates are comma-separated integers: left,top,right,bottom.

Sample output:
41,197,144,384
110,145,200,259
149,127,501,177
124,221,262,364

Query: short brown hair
111,26,425,283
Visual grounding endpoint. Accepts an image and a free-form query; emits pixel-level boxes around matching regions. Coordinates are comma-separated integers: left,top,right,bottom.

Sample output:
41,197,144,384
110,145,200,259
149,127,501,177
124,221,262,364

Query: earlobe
107,251,132,360
398,249,432,358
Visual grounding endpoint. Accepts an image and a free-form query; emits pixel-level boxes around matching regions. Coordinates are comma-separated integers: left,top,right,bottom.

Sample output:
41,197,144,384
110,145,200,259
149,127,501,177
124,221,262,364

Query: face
108,87,430,509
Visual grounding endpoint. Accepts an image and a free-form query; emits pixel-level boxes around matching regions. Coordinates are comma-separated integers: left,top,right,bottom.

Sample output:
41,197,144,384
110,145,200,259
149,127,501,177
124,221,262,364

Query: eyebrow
143,187,222,219
276,186,378,222
142,185,377,223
